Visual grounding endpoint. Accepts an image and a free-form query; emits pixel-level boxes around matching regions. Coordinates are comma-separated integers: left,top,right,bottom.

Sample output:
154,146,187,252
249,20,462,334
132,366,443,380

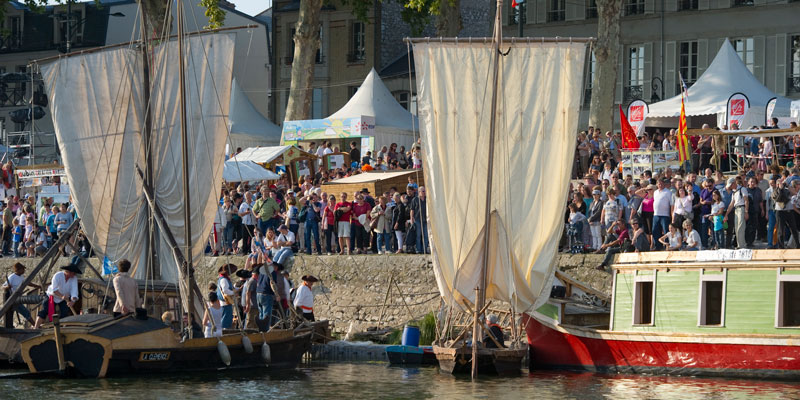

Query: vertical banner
766,97,777,125
726,92,750,129
627,99,649,136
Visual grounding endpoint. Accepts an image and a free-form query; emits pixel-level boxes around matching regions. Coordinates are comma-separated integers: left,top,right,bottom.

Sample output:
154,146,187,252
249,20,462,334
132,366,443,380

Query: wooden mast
138,0,159,282
472,0,504,380
176,0,195,337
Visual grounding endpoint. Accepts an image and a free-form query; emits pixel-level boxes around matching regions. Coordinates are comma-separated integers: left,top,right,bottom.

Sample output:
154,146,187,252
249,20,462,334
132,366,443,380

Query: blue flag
102,256,118,275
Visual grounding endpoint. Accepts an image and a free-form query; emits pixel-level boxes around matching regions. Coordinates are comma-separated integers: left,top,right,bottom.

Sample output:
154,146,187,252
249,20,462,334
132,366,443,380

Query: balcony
623,85,643,103
789,76,800,94
624,2,645,15
0,34,23,52
677,0,698,10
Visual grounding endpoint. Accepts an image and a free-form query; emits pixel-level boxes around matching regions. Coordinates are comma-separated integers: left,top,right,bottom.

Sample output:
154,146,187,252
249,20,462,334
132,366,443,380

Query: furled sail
40,33,235,283
412,40,587,312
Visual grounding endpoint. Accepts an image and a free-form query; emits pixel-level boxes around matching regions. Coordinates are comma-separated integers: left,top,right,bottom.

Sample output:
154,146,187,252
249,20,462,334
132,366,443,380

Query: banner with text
766,97,777,125
726,92,750,129
627,100,649,137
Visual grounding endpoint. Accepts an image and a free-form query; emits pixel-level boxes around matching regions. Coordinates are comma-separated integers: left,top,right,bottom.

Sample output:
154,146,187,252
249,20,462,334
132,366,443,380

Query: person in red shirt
322,195,337,255
596,219,630,271
350,194,372,254
334,192,352,255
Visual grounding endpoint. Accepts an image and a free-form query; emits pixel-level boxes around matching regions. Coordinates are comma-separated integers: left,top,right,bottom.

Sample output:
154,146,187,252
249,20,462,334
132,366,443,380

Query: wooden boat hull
525,313,800,380
432,345,525,375
0,328,38,367
20,316,312,378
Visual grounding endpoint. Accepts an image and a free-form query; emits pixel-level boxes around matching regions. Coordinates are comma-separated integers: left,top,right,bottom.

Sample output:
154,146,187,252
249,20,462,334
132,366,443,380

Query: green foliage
386,328,403,344
418,312,436,345
338,0,446,37
198,0,226,29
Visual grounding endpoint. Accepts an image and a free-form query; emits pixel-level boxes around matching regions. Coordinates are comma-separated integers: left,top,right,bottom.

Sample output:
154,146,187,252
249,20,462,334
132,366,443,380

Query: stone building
503,0,800,126
270,0,492,124
0,0,271,164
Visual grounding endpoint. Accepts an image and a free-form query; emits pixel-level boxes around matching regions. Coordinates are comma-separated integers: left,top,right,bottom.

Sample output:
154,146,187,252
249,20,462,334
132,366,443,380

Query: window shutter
665,41,677,97
697,38,709,76
775,34,787,95
643,42,653,100
754,35,766,84
666,0,678,12
616,48,624,104
644,0,655,14
699,0,709,10
536,0,547,24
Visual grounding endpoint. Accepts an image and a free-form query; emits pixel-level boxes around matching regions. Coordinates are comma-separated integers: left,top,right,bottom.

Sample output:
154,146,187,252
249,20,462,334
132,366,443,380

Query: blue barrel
401,325,420,347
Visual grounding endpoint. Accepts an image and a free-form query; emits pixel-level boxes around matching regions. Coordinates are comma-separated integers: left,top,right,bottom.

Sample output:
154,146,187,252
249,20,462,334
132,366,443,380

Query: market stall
229,145,316,185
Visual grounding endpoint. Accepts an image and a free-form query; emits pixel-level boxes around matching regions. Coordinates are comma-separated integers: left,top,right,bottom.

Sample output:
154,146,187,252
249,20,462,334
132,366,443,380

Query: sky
227,0,271,17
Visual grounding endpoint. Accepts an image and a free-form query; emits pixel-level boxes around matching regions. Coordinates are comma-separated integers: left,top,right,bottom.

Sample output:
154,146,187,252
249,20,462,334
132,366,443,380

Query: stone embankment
0,253,609,335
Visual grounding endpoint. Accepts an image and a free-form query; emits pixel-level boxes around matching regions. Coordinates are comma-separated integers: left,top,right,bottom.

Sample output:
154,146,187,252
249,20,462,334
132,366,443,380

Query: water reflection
2,363,799,399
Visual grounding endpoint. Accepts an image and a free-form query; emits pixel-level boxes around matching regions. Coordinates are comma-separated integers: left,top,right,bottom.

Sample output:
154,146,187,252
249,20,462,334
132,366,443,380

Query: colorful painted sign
16,166,66,179
282,116,376,142
726,92,750,129
627,100,649,137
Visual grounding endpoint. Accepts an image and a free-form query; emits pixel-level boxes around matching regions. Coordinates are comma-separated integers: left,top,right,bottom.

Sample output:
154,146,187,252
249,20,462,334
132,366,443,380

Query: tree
285,0,461,121
588,0,622,132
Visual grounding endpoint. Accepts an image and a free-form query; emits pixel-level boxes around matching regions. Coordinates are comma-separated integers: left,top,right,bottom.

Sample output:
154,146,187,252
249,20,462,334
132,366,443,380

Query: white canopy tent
328,68,418,151
647,39,793,129
792,100,800,122
229,145,292,164
223,160,280,182
228,78,282,150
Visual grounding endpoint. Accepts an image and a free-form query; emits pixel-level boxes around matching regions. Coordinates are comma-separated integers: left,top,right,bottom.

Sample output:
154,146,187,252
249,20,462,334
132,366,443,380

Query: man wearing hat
273,225,295,267
2,262,39,326
216,264,238,329
724,177,749,249
34,261,82,329
293,275,318,321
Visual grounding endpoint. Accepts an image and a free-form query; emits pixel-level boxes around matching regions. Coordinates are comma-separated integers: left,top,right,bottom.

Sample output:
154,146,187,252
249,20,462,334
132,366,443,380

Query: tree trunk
435,0,462,37
138,0,172,41
588,0,622,132
285,0,323,121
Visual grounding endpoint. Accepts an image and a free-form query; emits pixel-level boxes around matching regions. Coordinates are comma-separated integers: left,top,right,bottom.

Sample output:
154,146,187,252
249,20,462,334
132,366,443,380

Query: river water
2,363,799,399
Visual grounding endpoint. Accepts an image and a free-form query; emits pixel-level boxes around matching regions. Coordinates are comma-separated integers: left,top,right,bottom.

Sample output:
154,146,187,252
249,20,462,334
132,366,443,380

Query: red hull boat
524,313,800,380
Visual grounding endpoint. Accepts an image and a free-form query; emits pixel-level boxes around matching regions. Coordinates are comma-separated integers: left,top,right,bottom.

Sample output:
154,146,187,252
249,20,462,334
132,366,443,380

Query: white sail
40,33,235,283
412,41,586,312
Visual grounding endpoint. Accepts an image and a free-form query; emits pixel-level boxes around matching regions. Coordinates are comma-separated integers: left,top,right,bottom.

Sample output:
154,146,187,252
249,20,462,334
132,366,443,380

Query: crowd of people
568,120,800,270
212,140,430,262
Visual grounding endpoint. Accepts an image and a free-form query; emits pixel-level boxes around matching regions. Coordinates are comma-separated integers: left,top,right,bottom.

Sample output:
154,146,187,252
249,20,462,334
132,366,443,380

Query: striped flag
677,97,690,163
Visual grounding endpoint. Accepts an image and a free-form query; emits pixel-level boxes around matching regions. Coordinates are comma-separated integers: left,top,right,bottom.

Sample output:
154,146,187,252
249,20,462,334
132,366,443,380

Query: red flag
619,105,639,150
677,97,690,162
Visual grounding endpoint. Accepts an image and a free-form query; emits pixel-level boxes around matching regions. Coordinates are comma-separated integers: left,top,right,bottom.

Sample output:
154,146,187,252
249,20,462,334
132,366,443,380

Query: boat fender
217,340,232,366
242,335,254,354
261,342,271,364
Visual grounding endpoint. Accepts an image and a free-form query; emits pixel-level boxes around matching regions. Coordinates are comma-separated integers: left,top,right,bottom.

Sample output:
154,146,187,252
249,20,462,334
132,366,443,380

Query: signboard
627,100,649,136
620,150,680,178
695,249,752,262
282,116,376,142
16,166,66,180
328,154,345,169
726,92,750,129
766,97,777,126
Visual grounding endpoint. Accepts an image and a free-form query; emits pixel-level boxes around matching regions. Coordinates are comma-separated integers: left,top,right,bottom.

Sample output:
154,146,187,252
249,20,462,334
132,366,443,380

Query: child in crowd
658,222,683,251
708,190,725,249
12,219,22,258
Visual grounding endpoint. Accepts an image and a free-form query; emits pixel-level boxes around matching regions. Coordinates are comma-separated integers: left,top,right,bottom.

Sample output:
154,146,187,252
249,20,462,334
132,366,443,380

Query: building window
677,0,698,10
1,16,22,50
699,274,725,326
789,35,800,94
778,280,800,327
348,86,359,99
625,45,645,103
633,274,655,325
54,10,84,46
349,21,365,63
547,0,565,22
678,41,698,92
285,27,295,65
624,0,644,15
584,52,596,106
311,88,323,119
586,0,598,18
732,0,754,6
734,38,754,74
316,24,324,64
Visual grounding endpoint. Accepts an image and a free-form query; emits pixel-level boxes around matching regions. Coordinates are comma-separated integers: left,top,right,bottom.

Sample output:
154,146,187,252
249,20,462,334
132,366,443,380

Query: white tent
328,68,418,151
647,39,793,128
228,78,282,150
229,145,292,164
792,100,800,122
223,160,280,182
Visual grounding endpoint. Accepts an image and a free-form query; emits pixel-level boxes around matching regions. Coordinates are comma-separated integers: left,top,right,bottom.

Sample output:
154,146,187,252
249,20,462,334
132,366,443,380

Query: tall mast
139,0,159,281
472,0,504,380
176,0,195,336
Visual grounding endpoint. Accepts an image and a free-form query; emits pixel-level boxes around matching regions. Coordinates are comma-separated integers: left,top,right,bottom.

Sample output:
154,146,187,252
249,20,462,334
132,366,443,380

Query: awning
223,160,280,182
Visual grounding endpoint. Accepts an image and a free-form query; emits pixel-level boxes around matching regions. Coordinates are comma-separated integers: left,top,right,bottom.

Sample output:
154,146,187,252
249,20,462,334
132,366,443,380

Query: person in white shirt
652,178,675,250
239,192,255,254
293,275,317,321
34,262,82,329
272,224,296,266
724,177,749,249
1,263,39,325
683,220,702,251
658,222,683,251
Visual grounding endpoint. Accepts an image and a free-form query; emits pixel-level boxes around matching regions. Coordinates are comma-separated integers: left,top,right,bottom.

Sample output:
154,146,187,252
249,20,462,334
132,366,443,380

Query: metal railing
623,85,643,103
789,76,800,94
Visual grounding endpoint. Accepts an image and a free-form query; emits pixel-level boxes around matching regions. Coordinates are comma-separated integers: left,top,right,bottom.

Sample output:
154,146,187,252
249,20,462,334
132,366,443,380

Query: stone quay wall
1,253,609,335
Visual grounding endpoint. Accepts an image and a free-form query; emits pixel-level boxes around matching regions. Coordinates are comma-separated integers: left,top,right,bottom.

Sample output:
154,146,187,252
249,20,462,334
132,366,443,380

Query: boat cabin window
699,280,724,326
633,275,655,325
778,281,800,328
